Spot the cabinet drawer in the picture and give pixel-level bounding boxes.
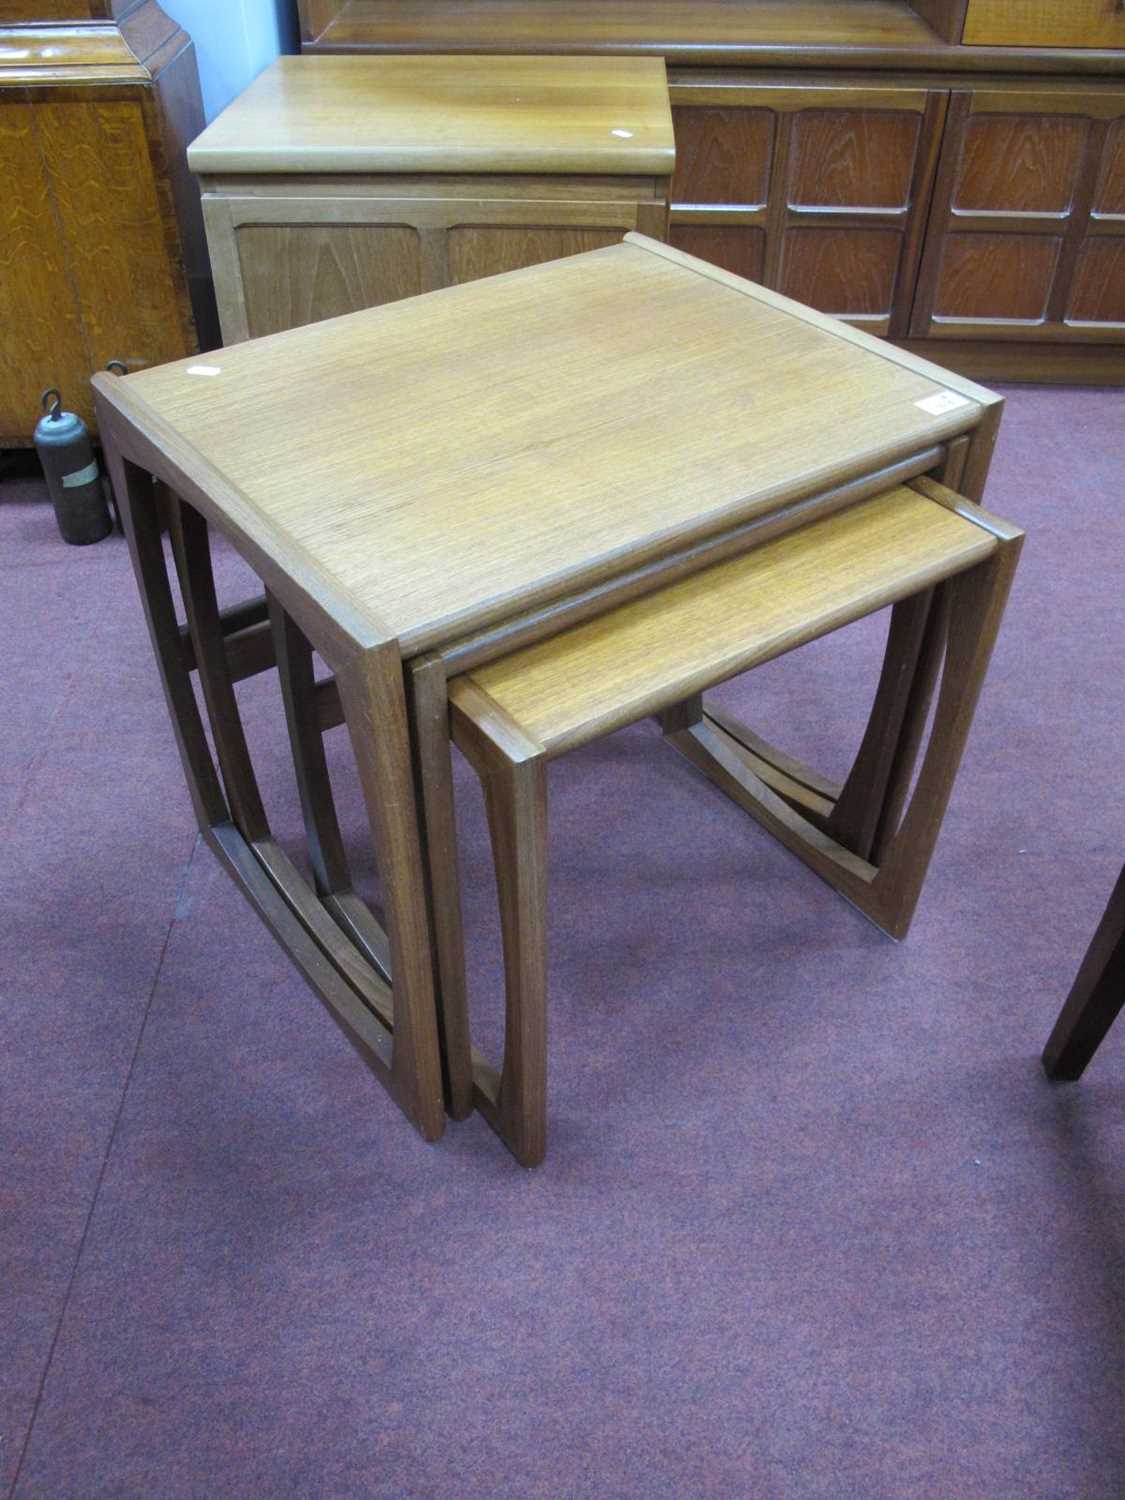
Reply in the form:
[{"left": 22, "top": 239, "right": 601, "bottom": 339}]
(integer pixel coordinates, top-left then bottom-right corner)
[{"left": 963, "top": 0, "right": 1125, "bottom": 48}]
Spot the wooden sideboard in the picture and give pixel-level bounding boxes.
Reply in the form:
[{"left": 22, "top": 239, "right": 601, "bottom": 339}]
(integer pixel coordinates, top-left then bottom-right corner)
[
  {"left": 0, "top": 0, "right": 216, "bottom": 443},
  {"left": 294, "top": 0, "right": 1125, "bottom": 383}
]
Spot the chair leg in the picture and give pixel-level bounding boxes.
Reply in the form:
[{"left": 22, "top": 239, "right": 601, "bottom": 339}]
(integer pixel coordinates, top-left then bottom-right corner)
[
  {"left": 1043, "top": 865, "right": 1125, "bottom": 1080},
  {"left": 476, "top": 756, "right": 550, "bottom": 1167}
]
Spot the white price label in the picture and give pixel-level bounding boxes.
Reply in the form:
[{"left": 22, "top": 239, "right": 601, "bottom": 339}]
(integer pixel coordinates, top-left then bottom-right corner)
[{"left": 915, "top": 390, "right": 970, "bottom": 416}]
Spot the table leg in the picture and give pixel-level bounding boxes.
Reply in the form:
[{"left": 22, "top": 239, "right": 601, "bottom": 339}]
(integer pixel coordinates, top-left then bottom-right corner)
[{"left": 337, "top": 650, "right": 446, "bottom": 1139}]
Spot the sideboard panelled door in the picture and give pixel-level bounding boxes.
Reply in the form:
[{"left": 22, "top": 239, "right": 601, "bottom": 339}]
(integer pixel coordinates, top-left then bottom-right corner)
[
  {"left": 910, "top": 89, "right": 1125, "bottom": 342},
  {"left": 668, "top": 83, "right": 948, "bottom": 337},
  {"left": 202, "top": 189, "right": 667, "bottom": 343}
]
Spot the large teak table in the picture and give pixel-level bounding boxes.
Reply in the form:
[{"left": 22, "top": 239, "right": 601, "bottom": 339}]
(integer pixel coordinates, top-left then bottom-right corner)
[{"left": 93, "top": 234, "right": 1007, "bottom": 1147}]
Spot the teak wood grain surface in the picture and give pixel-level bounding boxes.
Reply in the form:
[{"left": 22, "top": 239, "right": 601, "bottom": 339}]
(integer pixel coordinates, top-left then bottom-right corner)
[
  {"left": 454, "top": 483, "right": 996, "bottom": 756},
  {"left": 187, "top": 54, "right": 675, "bottom": 177},
  {"left": 92, "top": 235, "right": 996, "bottom": 658},
  {"left": 310, "top": 1, "right": 944, "bottom": 56},
  {"left": 298, "top": 0, "right": 1125, "bottom": 74},
  {"left": 963, "top": 0, "right": 1125, "bottom": 50}
]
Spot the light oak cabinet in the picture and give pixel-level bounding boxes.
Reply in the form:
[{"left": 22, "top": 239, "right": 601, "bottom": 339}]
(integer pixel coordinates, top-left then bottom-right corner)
[
  {"left": 911, "top": 87, "right": 1125, "bottom": 342},
  {"left": 667, "top": 81, "right": 946, "bottom": 337},
  {"left": 190, "top": 56, "right": 674, "bottom": 344},
  {"left": 0, "top": 1, "right": 215, "bottom": 441}
]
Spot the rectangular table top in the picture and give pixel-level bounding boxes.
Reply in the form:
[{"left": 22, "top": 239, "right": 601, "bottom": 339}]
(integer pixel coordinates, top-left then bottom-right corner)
[
  {"left": 94, "top": 236, "right": 997, "bottom": 657},
  {"left": 186, "top": 54, "right": 675, "bottom": 178}
]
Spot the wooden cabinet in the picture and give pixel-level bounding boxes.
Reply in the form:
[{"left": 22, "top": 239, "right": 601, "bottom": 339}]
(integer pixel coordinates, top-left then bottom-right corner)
[
  {"left": 189, "top": 55, "right": 673, "bottom": 344},
  {"left": 668, "top": 81, "right": 946, "bottom": 337},
  {"left": 0, "top": 2, "right": 215, "bottom": 442},
  {"left": 911, "top": 88, "right": 1125, "bottom": 342}
]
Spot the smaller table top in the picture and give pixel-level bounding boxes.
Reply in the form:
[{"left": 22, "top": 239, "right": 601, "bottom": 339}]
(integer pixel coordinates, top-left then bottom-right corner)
[
  {"left": 186, "top": 54, "right": 675, "bottom": 177},
  {"left": 456, "top": 484, "right": 998, "bottom": 757},
  {"left": 94, "top": 236, "right": 997, "bottom": 659}
]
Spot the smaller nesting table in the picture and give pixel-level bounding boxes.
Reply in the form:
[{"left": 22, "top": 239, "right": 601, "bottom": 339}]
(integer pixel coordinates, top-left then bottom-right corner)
[{"left": 188, "top": 53, "right": 674, "bottom": 343}]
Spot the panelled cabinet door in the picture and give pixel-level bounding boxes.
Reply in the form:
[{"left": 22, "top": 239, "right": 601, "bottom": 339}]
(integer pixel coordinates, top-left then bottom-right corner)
[
  {"left": 911, "top": 89, "right": 1125, "bottom": 343},
  {"left": 668, "top": 82, "right": 947, "bottom": 337},
  {"left": 204, "top": 191, "right": 664, "bottom": 343}
]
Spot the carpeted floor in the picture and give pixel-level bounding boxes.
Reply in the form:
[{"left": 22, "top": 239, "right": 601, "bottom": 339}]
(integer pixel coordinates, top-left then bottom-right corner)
[{"left": 2, "top": 384, "right": 1123, "bottom": 1499}]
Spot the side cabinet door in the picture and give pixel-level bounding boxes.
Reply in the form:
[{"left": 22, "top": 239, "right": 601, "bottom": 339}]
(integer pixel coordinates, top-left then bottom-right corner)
[
  {"left": 911, "top": 88, "right": 1125, "bottom": 342},
  {"left": 205, "top": 192, "right": 664, "bottom": 344},
  {"left": 668, "top": 82, "right": 947, "bottom": 338}
]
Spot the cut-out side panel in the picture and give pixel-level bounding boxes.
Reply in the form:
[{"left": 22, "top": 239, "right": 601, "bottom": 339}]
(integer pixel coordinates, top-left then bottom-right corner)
[
  {"left": 1094, "top": 120, "right": 1125, "bottom": 216},
  {"left": 934, "top": 233, "right": 1062, "bottom": 322},
  {"left": 780, "top": 228, "right": 901, "bottom": 325},
  {"left": 1067, "top": 239, "right": 1125, "bottom": 325},
  {"left": 235, "top": 224, "right": 422, "bottom": 337},
  {"left": 671, "top": 107, "right": 772, "bottom": 206},
  {"left": 668, "top": 224, "right": 766, "bottom": 283},
  {"left": 953, "top": 114, "right": 1088, "bottom": 214},
  {"left": 447, "top": 226, "right": 622, "bottom": 283},
  {"left": 788, "top": 110, "right": 920, "bottom": 210}
]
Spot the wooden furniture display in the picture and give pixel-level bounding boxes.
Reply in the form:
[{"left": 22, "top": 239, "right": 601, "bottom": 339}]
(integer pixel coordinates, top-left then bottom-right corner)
[
  {"left": 443, "top": 479, "right": 1021, "bottom": 1163},
  {"left": 0, "top": 0, "right": 216, "bottom": 443},
  {"left": 301, "top": 0, "right": 1125, "bottom": 384},
  {"left": 187, "top": 55, "right": 674, "bottom": 344},
  {"left": 1042, "top": 864, "right": 1125, "bottom": 1080},
  {"left": 92, "top": 233, "right": 1008, "bottom": 1156}
]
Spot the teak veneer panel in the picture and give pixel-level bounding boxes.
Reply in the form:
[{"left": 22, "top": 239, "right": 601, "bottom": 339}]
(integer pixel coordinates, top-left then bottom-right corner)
[
  {"left": 99, "top": 236, "right": 994, "bottom": 655},
  {"left": 912, "top": 85, "right": 1125, "bottom": 343},
  {"left": 451, "top": 484, "right": 997, "bottom": 755},
  {"left": 963, "top": 0, "right": 1125, "bottom": 49},
  {"left": 315, "top": 1, "right": 943, "bottom": 55},
  {"left": 236, "top": 223, "right": 422, "bottom": 338},
  {"left": 668, "top": 81, "right": 944, "bottom": 338},
  {"left": 186, "top": 54, "right": 675, "bottom": 177}
]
